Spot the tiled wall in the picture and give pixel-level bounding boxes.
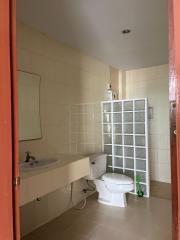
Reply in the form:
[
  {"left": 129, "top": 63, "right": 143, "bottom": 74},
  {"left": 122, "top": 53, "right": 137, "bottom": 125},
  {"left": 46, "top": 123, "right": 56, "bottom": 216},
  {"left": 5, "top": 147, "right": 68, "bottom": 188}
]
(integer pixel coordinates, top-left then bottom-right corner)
[
  {"left": 17, "top": 21, "right": 113, "bottom": 236},
  {"left": 124, "top": 65, "right": 171, "bottom": 183},
  {"left": 70, "top": 103, "right": 102, "bottom": 154},
  {"left": 17, "top": 21, "right": 110, "bottom": 161}
]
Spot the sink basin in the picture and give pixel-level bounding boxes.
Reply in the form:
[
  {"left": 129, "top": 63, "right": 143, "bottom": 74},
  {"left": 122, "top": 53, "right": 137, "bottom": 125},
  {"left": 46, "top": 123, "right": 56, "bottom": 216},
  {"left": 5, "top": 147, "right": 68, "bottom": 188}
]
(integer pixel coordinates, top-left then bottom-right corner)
[{"left": 20, "top": 158, "right": 58, "bottom": 171}]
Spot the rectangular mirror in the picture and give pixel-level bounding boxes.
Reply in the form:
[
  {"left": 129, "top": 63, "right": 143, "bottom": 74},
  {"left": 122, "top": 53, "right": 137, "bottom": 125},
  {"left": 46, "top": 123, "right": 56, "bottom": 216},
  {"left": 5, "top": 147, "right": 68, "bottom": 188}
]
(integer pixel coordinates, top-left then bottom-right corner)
[{"left": 18, "top": 70, "right": 42, "bottom": 141}]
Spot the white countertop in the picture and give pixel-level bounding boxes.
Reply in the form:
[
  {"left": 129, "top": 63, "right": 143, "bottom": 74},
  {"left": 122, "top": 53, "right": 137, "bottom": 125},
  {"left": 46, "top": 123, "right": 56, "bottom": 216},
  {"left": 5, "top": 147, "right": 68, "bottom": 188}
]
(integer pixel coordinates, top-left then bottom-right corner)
[
  {"left": 20, "top": 154, "right": 90, "bottom": 206},
  {"left": 20, "top": 154, "right": 87, "bottom": 179}
]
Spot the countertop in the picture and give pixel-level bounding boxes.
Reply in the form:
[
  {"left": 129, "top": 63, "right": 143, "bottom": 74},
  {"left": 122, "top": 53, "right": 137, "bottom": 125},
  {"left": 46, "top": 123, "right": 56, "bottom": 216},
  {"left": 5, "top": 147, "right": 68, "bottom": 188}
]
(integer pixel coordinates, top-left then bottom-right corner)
[{"left": 20, "top": 154, "right": 88, "bottom": 179}]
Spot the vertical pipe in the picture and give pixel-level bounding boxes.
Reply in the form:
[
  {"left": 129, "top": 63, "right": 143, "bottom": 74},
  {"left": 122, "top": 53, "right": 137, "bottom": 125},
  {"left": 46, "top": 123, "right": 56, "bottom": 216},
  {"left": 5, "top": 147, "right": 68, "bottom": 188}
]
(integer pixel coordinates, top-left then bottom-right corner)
[
  {"left": 145, "top": 98, "right": 149, "bottom": 197},
  {"left": 133, "top": 100, "right": 136, "bottom": 195},
  {"left": 122, "top": 100, "right": 125, "bottom": 174},
  {"left": 111, "top": 101, "right": 115, "bottom": 172}
]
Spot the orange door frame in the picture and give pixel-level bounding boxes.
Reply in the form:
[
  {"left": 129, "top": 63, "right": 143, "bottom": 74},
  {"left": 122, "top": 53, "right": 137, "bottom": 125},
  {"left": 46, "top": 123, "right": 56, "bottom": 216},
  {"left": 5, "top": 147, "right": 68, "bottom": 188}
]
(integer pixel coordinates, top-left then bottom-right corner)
[
  {"left": 169, "top": 0, "right": 180, "bottom": 239},
  {"left": 0, "top": 0, "right": 20, "bottom": 240},
  {"left": 0, "top": 0, "right": 180, "bottom": 239}
]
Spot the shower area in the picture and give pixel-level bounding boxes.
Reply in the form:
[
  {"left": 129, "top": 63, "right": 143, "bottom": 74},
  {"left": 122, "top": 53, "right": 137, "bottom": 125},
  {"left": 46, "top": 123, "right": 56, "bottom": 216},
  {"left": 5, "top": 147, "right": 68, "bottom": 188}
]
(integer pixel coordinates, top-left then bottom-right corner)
[{"left": 102, "top": 98, "right": 149, "bottom": 197}]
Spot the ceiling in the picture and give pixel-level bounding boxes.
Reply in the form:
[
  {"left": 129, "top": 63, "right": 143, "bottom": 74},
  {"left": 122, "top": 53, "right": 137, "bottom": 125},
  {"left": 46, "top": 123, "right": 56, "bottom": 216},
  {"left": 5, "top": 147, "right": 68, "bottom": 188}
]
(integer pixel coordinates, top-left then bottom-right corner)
[{"left": 17, "top": 0, "right": 168, "bottom": 70}]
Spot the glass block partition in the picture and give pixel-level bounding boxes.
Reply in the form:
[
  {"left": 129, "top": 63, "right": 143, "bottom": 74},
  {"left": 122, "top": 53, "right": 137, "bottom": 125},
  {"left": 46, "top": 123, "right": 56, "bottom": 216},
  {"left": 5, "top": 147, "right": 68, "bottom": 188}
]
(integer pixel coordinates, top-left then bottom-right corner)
[{"left": 102, "top": 99, "right": 149, "bottom": 197}]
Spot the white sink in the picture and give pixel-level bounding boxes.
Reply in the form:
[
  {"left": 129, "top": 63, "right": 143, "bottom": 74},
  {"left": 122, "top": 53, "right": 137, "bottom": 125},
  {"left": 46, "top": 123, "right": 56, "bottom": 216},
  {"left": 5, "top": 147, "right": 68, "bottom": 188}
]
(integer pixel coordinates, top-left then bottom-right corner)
[{"left": 20, "top": 158, "right": 58, "bottom": 171}]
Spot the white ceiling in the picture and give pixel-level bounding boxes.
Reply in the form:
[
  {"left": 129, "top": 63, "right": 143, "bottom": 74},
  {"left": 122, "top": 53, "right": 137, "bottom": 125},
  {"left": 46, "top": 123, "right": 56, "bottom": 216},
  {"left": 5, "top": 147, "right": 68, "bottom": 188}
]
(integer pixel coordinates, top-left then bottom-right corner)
[{"left": 17, "top": 0, "right": 168, "bottom": 70}]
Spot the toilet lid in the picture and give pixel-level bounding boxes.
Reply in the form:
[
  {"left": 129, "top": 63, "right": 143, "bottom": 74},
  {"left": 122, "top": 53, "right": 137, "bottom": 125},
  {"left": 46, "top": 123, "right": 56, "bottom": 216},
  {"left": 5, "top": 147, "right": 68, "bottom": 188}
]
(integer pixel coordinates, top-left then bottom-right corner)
[{"left": 102, "top": 173, "right": 133, "bottom": 185}]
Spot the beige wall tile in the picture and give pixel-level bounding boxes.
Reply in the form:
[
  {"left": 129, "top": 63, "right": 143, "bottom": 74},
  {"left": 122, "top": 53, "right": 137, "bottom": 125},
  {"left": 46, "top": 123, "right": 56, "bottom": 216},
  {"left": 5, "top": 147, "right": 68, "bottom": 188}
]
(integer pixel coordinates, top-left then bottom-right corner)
[
  {"left": 17, "top": 22, "right": 113, "bottom": 236},
  {"left": 17, "top": 49, "right": 32, "bottom": 72},
  {"left": 124, "top": 65, "right": 170, "bottom": 183}
]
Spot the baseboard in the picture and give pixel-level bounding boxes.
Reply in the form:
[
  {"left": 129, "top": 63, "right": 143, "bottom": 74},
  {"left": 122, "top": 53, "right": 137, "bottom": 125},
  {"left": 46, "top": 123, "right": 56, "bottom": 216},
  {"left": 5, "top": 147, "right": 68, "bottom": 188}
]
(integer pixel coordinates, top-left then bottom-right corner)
[{"left": 150, "top": 180, "right": 171, "bottom": 200}]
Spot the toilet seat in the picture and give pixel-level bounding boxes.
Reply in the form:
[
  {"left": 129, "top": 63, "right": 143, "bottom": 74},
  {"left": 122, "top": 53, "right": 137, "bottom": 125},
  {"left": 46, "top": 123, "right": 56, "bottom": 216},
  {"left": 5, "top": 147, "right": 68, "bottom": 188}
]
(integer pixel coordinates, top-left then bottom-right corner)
[
  {"left": 101, "top": 173, "right": 134, "bottom": 194},
  {"left": 94, "top": 173, "right": 134, "bottom": 207},
  {"left": 102, "top": 173, "right": 133, "bottom": 185}
]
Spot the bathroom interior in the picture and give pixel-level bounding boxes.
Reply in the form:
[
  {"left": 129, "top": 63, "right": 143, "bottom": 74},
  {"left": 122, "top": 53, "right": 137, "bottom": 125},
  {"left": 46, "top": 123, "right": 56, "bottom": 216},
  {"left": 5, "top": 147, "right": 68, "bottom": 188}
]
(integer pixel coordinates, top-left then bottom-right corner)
[{"left": 17, "top": 0, "right": 171, "bottom": 240}]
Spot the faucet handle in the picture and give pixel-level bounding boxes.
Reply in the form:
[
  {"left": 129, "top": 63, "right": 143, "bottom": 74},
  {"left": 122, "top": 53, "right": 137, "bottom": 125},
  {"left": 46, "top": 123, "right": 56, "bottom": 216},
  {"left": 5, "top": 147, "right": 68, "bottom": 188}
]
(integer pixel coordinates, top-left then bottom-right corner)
[
  {"left": 25, "top": 151, "right": 31, "bottom": 155},
  {"left": 25, "top": 151, "right": 31, "bottom": 160},
  {"left": 25, "top": 151, "right": 31, "bottom": 162}
]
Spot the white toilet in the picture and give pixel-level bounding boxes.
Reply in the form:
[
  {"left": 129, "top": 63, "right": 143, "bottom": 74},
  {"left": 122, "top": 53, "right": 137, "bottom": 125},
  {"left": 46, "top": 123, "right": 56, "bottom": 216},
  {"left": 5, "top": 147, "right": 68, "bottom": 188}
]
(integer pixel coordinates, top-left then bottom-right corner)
[{"left": 85, "top": 154, "right": 134, "bottom": 207}]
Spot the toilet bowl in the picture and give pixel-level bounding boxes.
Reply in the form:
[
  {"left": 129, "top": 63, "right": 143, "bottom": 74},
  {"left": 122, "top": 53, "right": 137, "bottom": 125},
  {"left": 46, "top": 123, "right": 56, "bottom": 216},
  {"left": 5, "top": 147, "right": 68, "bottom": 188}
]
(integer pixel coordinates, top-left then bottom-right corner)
[
  {"left": 85, "top": 154, "right": 134, "bottom": 208},
  {"left": 94, "top": 173, "right": 134, "bottom": 207}
]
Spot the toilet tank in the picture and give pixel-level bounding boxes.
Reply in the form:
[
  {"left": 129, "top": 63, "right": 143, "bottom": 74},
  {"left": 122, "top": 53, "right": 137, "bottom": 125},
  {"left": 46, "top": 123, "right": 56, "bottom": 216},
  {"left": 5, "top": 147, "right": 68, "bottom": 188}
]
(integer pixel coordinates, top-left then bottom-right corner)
[{"left": 85, "top": 153, "right": 107, "bottom": 180}]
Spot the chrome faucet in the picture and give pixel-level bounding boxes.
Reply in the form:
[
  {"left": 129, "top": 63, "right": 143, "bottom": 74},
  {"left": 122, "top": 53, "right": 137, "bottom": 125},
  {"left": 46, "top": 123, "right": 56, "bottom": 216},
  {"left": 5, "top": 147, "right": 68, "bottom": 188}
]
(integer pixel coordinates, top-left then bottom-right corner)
[{"left": 25, "top": 151, "right": 36, "bottom": 163}]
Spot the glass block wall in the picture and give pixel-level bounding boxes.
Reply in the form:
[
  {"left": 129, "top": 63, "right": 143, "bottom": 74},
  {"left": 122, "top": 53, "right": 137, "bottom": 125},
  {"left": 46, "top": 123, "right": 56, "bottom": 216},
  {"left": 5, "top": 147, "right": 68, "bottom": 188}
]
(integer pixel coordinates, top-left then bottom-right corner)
[{"left": 102, "top": 99, "right": 149, "bottom": 197}]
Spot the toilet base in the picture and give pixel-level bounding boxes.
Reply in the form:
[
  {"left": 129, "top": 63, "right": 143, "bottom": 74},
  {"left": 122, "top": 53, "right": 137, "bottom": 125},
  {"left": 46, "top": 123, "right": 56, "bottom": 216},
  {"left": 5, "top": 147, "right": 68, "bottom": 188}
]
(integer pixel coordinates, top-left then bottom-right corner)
[
  {"left": 98, "top": 192, "right": 127, "bottom": 208},
  {"left": 94, "top": 179, "right": 132, "bottom": 208}
]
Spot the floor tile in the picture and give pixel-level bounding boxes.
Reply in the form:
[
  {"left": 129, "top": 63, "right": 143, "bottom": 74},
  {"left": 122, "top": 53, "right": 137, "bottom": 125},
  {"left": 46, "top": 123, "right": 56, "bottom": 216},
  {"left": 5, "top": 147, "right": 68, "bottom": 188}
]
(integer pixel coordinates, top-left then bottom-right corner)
[{"left": 22, "top": 194, "right": 172, "bottom": 240}]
